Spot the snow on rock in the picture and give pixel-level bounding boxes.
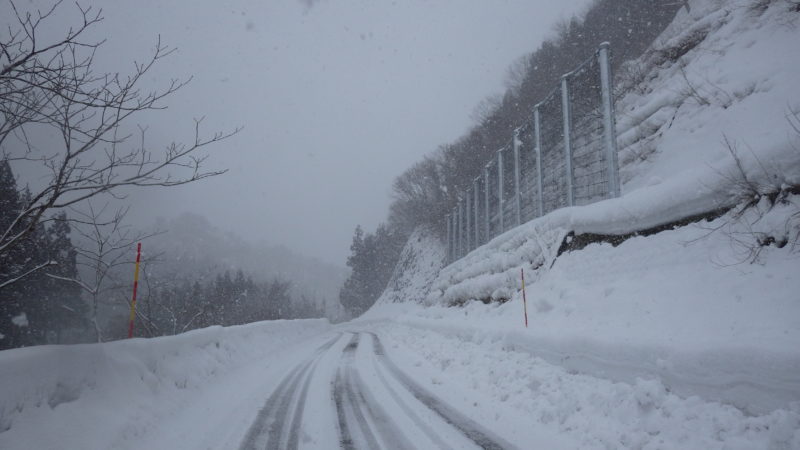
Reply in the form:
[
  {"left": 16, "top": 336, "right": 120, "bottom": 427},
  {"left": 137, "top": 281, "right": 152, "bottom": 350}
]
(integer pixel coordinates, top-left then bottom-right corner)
[
  {"left": 0, "top": 319, "right": 331, "bottom": 450},
  {"left": 365, "top": 226, "right": 446, "bottom": 309},
  {"left": 429, "top": 223, "right": 566, "bottom": 306}
]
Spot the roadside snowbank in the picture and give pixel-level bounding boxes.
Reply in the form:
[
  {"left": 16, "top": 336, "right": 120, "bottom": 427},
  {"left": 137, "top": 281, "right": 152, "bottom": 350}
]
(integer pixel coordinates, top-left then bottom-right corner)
[
  {"left": 0, "top": 319, "right": 331, "bottom": 449},
  {"left": 374, "top": 320, "right": 800, "bottom": 450}
]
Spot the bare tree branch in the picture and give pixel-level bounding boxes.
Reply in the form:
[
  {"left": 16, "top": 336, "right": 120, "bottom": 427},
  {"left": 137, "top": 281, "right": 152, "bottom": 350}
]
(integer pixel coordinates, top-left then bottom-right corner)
[{"left": 0, "top": 1, "right": 237, "bottom": 288}]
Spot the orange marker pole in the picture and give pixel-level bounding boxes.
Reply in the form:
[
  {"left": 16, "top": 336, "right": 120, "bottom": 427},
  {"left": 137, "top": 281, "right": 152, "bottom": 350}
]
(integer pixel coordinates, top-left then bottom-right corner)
[
  {"left": 521, "top": 268, "right": 528, "bottom": 328},
  {"left": 127, "top": 242, "right": 142, "bottom": 339}
]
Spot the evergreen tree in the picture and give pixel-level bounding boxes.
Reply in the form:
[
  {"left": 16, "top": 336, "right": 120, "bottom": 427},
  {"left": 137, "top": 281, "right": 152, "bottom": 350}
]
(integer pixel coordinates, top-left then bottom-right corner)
[
  {"left": 45, "top": 213, "right": 87, "bottom": 342},
  {"left": 0, "top": 163, "right": 87, "bottom": 348},
  {"left": 339, "top": 224, "right": 405, "bottom": 317},
  {"left": 0, "top": 160, "right": 23, "bottom": 349}
]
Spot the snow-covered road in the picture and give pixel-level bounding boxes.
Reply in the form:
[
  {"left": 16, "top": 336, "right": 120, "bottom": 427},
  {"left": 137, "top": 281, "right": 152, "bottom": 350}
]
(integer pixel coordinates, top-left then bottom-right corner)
[{"left": 238, "top": 330, "right": 517, "bottom": 450}]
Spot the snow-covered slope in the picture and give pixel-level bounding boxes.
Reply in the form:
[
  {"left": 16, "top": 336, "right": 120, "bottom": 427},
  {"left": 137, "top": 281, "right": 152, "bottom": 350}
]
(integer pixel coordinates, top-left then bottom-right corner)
[
  {"left": 0, "top": 319, "right": 331, "bottom": 450},
  {"left": 372, "top": 226, "right": 446, "bottom": 306},
  {"left": 368, "top": 0, "right": 800, "bottom": 418},
  {"left": 429, "top": 0, "right": 800, "bottom": 306}
]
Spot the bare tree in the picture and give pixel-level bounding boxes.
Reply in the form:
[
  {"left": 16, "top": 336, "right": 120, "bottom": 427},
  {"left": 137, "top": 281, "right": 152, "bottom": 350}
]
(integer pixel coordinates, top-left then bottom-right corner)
[
  {"left": 46, "top": 202, "right": 159, "bottom": 341},
  {"left": 469, "top": 94, "right": 502, "bottom": 127},
  {"left": 0, "top": 1, "right": 238, "bottom": 287},
  {"left": 503, "top": 54, "right": 531, "bottom": 97}
]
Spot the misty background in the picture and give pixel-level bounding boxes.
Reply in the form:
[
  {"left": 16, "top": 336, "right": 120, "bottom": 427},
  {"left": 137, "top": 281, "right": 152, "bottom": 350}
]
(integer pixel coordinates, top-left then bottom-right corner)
[
  {"left": 69, "top": 0, "right": 595, "bottom": 266},
  {"left": 4, "top": 0, "right": 663, "bottom": 345}
]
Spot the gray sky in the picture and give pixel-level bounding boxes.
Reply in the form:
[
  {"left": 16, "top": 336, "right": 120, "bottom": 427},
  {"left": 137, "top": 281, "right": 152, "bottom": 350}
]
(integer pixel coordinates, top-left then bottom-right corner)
[{"left": 22, "top": 0, "right": 594, "bottom": 266}]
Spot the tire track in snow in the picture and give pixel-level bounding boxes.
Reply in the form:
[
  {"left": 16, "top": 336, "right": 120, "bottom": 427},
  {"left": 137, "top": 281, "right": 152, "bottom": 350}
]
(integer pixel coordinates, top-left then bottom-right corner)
[
  {"left": 367, "top": 332, "right": 515, "bottom": 450},
  {"left": 239, "top": 333, "right": 342, "bottom": 450},
  {"left": 366, "top": 338, "right": 455, "bottom": 450},
  {"left": 242, "top": 330, "right": 514, "bottom": 450},
  {"left": 333, "top": 333, "right": 365, "bottom": 450},
  {"left": 334, "top": 332, "right": 414, "bottom": 450}
]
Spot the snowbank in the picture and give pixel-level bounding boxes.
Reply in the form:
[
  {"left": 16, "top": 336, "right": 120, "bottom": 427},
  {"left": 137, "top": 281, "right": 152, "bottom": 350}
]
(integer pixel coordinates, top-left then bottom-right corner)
[
  {"left": 0, "top": 319, "right": 331, "bottom": 449},
  {"left": 377, "top": 320, "right": 800, "bottom": 450}
]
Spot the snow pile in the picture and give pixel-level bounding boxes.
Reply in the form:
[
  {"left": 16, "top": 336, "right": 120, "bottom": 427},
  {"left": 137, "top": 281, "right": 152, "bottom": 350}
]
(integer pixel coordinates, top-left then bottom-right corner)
[
  {"left": 378, "top": 321, "right": 800, "bottom": 450},
  {"left": 372, "top": 226, "right": 446, "bottom": 305},
  {"left": 0, "top": 319, "right": 330, "bottom": 449}
]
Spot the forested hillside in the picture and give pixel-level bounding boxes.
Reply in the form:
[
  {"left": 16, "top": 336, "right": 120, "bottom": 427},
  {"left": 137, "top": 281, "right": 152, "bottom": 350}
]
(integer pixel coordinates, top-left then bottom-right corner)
[
  {"left": 0, "top": 161, "right": 85, "bottom": 349},
  {"left": 1, "top": 159, "right": 346, "bottom": 347}
]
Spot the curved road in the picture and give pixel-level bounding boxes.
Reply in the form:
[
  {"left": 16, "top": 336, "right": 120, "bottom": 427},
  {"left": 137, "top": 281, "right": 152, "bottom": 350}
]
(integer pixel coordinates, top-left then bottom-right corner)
[{"left": 239, "top": 331, "right": 515, "bottom": 450}]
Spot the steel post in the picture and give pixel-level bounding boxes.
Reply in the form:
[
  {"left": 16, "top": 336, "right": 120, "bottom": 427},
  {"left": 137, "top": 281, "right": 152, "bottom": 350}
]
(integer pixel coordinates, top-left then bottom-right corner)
[
  {"left": 561, "top": 74, "right": 575, "bottom": 207},
  {"left": 534, "top": 106, "right": 544, "bottom": 217},
  {"left": 484, "top": 166, "right": 491, "bottom": 241},
  {"left": 513, "top": 129, "right": 522, "bottom": 226},
  {"left": 497, "top": 150, "right": 505, "bottom": 233},
  {"left": 599, "top": 42, "right": 621, "bottom": 198}
]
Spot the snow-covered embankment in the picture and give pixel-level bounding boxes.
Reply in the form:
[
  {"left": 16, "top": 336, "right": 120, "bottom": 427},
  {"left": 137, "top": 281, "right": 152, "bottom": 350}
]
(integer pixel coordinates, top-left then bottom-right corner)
[{"left": 0, "top": 319, "right": 331, "bottom": 449}]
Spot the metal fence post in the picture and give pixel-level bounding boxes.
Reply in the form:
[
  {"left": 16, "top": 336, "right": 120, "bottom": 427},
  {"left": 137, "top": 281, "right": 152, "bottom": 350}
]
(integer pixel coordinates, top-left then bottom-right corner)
[
  {"left": 561, "top": 74, "right": 575, "bottom": 207},
  {"left": 484, "top": 165, "right": 490, "bottom": 241},
  {"left": 534, "top": 105, "right": 544, "bottom": 218},
  {"left": 458, "top": 198, "right": 467, "bottom": 258},
  {"left": 454, "top": 207, "right": 459, "bottom": 260},
  {"left": 450, "top": 210, "right": 455, "bottom": 261},
  {"left": 473, "top": 179, "right": 480, "bottom": 246},
  {"left": 445, "top": 213, "right": 451, "bottom": 262},
  {"left": 599, "top": 42, "right": 621, "bottom": 198},
  {"left": 497, "top": 150, "right": 505, "bottom": 233},
  {"left": 464, "top": 189, "right": 472, "bottom": 254},
  {"left": 454, "top": 202, "right": 460, "bottom": 259},
  {"left": 454, "top": 206, "right": 459, "bottom": 259},
  {"left": 513, "top": 129, "right": 522, "bottom": 226},
  {"left": 450, "top": 207, "right": 454, "bottom": 260}
]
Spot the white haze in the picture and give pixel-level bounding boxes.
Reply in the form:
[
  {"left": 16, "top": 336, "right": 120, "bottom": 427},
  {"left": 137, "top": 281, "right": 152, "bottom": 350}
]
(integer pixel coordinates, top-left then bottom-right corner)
[{"left": 12, "top": 0, "right": 594, "bottom": 266}]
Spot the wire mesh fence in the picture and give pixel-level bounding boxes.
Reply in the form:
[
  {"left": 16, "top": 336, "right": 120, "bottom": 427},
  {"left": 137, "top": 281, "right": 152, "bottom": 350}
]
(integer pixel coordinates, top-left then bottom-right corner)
[{"left": 445, "top": 43, "right": 620, "bottom": 263}]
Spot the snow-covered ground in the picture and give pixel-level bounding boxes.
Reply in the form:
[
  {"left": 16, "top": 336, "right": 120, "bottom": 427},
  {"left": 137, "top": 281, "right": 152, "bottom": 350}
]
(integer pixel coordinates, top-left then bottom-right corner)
[
  {"left": 1, "top": 0, "right": 799, "bottom": 449},
  {"left": 0, "top": 320, "right": 332, "bottom": 449},
  {"left": 1, "top": 310, "right": 798, "bottom": 449},
  {"left": 414, "top": 0, "right": 800, "bottom": 414},
  {"left": 361, "top": 205, "right": 800, "bottom": 448},
  {"left": 410, "top": 194, "right": 800, "bottom": 413}
]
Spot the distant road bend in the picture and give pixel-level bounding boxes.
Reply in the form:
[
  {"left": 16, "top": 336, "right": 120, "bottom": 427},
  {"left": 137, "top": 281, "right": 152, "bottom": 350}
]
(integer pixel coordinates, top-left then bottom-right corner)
[{"left": 239, "top": 331, "right": 514, "bottom": 450}]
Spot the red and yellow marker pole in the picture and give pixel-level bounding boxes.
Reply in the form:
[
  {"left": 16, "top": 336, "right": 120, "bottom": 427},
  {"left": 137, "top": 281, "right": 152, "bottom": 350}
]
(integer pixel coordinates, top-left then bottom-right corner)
[
  {"left": 127, "top": 242, "right": 142, "bottom": 339},
  {"left": 521, "top": 268, "right": 529, "bottom": 328}
]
